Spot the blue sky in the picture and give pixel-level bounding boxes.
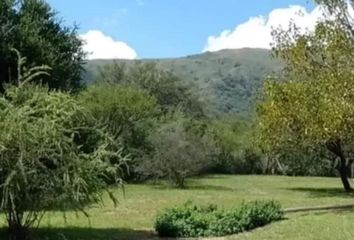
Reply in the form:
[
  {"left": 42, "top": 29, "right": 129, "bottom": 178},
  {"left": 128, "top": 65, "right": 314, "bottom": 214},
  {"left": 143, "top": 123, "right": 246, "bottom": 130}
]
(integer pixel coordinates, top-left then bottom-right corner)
[{"left": 47, "top": 0, "right": 316, "bottom": 59}]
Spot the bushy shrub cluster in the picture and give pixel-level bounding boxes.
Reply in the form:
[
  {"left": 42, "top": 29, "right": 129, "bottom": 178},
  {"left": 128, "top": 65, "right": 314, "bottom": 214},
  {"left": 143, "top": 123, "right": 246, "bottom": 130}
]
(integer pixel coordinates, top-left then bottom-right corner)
[
  {"left": 0, "top": 51, "right": 128, "bottom": 240},
  {"left": 155, "top": 200, "right": 283, "bottom": 238}
]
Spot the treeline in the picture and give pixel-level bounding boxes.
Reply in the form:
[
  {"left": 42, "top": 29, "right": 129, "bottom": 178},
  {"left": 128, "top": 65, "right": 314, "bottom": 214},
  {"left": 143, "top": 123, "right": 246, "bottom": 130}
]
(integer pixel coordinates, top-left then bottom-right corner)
[
  {"left": 0, "top": 1, "right": 268, "bottom": 193},
  {"left": 86, "top": 49, "right": 282, "bottom": 117},
  {"left": 81, "top": 61, "right": 265, "bottom": 186},
  {"left": 82, "top": 61, "right": 337, "bottom": 183}
]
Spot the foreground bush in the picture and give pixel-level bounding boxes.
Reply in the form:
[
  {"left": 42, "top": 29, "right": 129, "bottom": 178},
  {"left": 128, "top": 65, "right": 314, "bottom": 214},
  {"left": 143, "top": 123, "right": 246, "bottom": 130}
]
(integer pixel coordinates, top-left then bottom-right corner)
[
  {"left": 155, "top": 200, "right": 283, "bottom": 238},
  {"left": 0, "top": 53, "right": 127, "bottom": 240}
]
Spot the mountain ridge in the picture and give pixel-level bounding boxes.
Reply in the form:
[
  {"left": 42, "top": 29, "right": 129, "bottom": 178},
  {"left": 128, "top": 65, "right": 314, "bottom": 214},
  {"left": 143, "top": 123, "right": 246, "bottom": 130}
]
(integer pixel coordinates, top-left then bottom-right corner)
[{"left": 84, "top": 48, "right": 282, "bottom": 116}]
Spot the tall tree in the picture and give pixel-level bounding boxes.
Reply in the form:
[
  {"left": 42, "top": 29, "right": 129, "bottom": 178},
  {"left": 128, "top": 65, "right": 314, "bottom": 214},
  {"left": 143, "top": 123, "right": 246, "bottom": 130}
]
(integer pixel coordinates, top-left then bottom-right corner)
[
  {"left": 79, "top": 84, "right": 160, "bottom": 180},
  {"left": 0, "top": 0, "right": 85, "bottom": 91},
  {"left": 259, "top": 0, "right": 354, "bottom": 192}
]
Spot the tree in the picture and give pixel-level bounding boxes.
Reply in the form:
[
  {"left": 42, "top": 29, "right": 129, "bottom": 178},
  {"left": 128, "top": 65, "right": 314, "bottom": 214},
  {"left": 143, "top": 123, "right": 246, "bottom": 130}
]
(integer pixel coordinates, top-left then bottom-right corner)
[
  {"left": 140, "top": 114, "right": 214, "bottom": 188},
  {"left": 0, "top": 0, "right": 85, "bottom": 91},
  {"left": 79, "top": 84, "right": 159, "bottom": 140},
  {"left": 258, "top": 0, "right": 354, "bottom": 192},
  {"left": 96, "top": 61, "right": 205, "bottom": 118},
  {"left": 78, "top": 84, "right": 160, "bottom": 179},
  {"left": 210, "top": 116, "right": 260, "bottom": 174},
  {"left": 0, "top": 53, "right": 126, "bottom": 239}
]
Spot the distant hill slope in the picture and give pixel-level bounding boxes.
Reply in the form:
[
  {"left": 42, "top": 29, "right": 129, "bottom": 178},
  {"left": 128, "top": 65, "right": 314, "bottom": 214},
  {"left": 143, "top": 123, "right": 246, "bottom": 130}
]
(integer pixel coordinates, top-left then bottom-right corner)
[{"left": 84, "top": 48, "right": 282, "bottom": 116}]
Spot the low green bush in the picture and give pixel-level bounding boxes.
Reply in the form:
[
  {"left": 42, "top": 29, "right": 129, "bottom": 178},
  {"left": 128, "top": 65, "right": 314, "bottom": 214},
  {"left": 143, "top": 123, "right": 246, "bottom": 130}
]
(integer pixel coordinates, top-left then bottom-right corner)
[{"left": 154, "top": 200, "right": 283, "bottom": 238}]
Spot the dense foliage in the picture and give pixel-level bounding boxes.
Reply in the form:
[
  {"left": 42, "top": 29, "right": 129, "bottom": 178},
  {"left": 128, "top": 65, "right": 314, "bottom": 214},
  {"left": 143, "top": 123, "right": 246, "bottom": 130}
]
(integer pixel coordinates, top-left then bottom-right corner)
[
  {"left": 155, "top": 201, "right": 283, "bottom": 238},
  {"left": 139, "top": 115, "right": 215, "bottom": 187},
  {"left": 0, "top": 53, "right": 126, "bottom": 240},
  {"left": 84, "top": 61, "right": 222, "bottom": 185},
  {"left": 94, "top": 61, "right": 205, "bottom": 118},
  {"left": 0, "top": 0, "right": 85, "bottom": 91},
  {"left": 78, "top": 85, "right": 159, "bottom": 150},
  {"left": 210, "top": 117, "right": 263, "bottom": 174},
  {"left": 78, "top": 85, "right": 159, "bottom": 180},
  {"left": 86, "top": 58, "right": 271, "bottom": 182}
]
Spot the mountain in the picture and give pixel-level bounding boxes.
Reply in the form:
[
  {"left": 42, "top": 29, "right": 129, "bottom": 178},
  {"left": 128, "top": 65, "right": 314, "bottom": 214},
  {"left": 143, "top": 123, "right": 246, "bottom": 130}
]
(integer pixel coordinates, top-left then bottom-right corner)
[{"left": 84, "top": 48, "right": 282, "bottom": 116}]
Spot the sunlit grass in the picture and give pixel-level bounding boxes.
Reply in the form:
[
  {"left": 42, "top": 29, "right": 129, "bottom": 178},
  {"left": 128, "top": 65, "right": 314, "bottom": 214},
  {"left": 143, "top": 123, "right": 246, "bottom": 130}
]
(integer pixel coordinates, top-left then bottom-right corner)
[{"left": 1, "top": 175, "right": 354, "bottom": 239}]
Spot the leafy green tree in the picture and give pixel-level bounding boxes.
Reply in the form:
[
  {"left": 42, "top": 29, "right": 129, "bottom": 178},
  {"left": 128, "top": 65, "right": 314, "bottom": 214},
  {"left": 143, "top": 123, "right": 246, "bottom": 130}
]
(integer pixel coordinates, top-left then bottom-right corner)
[
  {"left": 212, "top": 117, "right": 250, "bottom": 159},
  {"left": 96, "top": 61, "right": 205, "bottom": 118},
  {"left": 259, "top": 0, "right": 354, "bottom": 192},
  {"left": 140, "top": 113, "right": 215, "bottom": 188},
  {"left": 79, "top": 84, "right": 160, "bottom": 179},
  {"left": 0, "top": 0, "right": 85, "bottom": 91},
  {"left": 210, "top": 117, "right": 263, "bottom": 174},
  {"left": 0, "top": 53, "right": 126, "bottom": 239}
]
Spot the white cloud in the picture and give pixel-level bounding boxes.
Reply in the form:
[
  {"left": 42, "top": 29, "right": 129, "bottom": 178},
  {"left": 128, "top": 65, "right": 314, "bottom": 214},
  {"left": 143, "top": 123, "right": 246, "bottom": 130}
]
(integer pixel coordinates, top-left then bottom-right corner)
[
  {"left": 203, "top": 5, "right": 325, "bottom": 52},
  {"left": 80, "top": 30, "right": 138, "bottom": 60}
]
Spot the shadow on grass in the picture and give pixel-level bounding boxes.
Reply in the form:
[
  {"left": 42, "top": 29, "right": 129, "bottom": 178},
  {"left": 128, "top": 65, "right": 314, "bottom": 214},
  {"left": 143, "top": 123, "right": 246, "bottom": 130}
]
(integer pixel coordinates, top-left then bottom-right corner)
[
  {"left": 286, "top": 187, "right": 354, "bottom": 198},
  {"left": 196, "top": 175, "right": 231, "bottom": 180},
  {"left": 0, "top": 227, "right": 159, "bottom": 240},
  {"left": 293, "top": 206, "right": 354, "bottom": 218},
  {"left": 151, "top": 183, "right": 234, "bottom": 192}
]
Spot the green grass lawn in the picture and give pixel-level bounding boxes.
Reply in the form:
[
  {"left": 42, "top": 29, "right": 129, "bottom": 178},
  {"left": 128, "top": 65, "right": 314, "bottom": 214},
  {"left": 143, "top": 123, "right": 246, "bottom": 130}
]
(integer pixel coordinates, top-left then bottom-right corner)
[{"left": 2, "top": 175, "right": 354, "bottom": 240}]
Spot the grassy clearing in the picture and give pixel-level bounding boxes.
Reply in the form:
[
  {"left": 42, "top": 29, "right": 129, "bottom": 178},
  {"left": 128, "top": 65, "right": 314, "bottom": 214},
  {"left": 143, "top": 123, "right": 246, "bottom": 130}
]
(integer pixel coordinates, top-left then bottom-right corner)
[
  {"left": 1, "top": 175, "right": 354, "bottom": 239},
  {"left": 227, "top": 211, "right": 354, "bottom": 240}
]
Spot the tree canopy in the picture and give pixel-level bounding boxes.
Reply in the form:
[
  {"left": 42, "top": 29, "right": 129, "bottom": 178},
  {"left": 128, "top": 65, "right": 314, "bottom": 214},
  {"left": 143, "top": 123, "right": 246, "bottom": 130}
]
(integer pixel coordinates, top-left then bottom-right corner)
[
  {"left": 79, "top": 84, "right": 159, "bottom": 180},
  {"left": 0, "top": 0, "right": 85, "bottom": 91},
  {"left": 259, "top": 0, "right": 354, "bottom": 191}
]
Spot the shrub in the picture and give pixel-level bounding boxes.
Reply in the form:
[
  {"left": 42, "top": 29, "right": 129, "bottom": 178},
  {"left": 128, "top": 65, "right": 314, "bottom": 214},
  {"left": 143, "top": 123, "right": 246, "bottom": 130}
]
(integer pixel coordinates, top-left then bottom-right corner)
[
  {"left": 155, "top": 200, "right": 283, "bottom": 238},
  {"left": 154, "top": 202, "right": 217, "bottom": 237},
  {"left": 0, "top": 52, "right": 127, "bottom": 240}
]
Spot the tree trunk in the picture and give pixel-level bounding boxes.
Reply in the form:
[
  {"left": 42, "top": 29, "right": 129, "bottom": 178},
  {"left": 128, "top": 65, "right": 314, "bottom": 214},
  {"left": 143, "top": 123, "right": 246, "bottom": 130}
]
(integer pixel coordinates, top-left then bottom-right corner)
[
  {"left": 6, "top": 209, "right": 29, "bottom": 240},
  {"left": 339, "top": 170, "right": 352, "bottom": 192},
  {"left": 339, "top": 159, "right": 352, "bottom": 192},
  {"left": 326, "top": 139, "right": 352, "bottom": 192},
  {"left": 8, "top": 222, "right": 28, "bottom": 240}
]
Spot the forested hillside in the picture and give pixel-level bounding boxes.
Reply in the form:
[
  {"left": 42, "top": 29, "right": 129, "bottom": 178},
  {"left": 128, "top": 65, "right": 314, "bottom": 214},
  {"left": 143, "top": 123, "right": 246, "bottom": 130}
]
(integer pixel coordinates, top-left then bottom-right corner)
[{"left": 85, "top": 48, "right": 282, "bottom": 116}]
